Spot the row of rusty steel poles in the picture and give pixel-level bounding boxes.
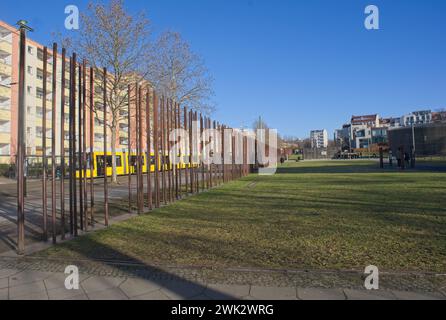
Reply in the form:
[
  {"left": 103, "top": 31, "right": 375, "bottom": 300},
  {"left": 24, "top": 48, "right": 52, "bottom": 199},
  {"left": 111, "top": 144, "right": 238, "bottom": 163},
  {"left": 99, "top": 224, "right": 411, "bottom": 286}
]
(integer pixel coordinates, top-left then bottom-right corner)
[{"left": 16, "top": 38, "right": 252, "bottom": 253}]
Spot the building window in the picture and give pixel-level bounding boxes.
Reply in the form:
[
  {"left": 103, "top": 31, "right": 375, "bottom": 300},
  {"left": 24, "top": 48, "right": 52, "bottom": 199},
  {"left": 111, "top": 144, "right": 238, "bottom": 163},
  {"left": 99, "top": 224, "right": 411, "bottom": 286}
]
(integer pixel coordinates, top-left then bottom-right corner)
[
  {"left": 120, "top": 137, "right": 129, "bottom": 145},
  {"left": 27, "top": 46, "right": 33, "bottom": 55},
  {"left": 37, "top": 68, "right": 44, "bottom": 80},
  {"left": 36, "top": 87, "right": 44, "bottom": 99},
  {"left": 37, "top": 48, "right": 44, "bottom": 61},
  {"left": 0, "top": 144, "right": 10, "bottom": 156}
]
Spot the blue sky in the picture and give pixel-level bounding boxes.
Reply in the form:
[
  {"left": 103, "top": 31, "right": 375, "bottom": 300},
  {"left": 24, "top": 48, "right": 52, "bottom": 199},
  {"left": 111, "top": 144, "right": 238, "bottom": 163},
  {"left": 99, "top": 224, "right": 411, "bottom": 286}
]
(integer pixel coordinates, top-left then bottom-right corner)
[{"left": 2, "top": 0, "right": 446, "bottom": 138}]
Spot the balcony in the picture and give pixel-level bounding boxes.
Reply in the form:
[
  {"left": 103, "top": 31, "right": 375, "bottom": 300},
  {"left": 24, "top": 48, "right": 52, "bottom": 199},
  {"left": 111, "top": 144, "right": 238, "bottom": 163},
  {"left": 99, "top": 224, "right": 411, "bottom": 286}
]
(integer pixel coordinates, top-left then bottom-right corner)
[
  {"left": 0, "top": 61, "right": 11, "bottom": 77},
  {"left": 0, "top": 109, "right": 10, "bottom": 121},
  {"left": 0, "top": 132, "right": 9, "bottom": 144},
  {"left": 0, "top": 40, "right": 12, "bottom": 55},
  {"left": 0, "top": 85, "right": 10, "bottom": 102}
]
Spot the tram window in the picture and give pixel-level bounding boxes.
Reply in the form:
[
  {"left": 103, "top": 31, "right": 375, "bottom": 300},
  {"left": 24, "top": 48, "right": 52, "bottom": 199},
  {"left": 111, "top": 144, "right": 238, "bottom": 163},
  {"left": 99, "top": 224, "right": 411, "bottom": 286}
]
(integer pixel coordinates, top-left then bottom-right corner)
[
  {"left": 130, "top": 155, "right": 144, "bottom": 166},
  {"left": 150, "top": 156, "right": 155, "bottom": 165},
  {"left": 97, "top": 155, "right": 122, "bottom": 167},
  {"left": 86, "top": 153, "right": 94, "bottom": 169}
]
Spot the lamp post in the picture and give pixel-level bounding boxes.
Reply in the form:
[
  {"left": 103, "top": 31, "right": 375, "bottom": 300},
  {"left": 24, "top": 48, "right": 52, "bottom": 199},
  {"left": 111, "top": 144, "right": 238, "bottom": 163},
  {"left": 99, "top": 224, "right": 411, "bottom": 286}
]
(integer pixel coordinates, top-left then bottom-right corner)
[{"left": 16, "top": 20, "right": 33, "bottom": 254}]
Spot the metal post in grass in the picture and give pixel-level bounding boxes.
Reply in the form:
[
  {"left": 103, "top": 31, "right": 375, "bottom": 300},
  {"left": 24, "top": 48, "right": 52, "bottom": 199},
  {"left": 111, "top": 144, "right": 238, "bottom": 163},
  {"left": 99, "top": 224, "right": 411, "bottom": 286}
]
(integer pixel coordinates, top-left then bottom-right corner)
[
  {"left": 78, "top": 62, "right": 84, "bottom": 230},
  {"left": 174, "top": 102, "right": 179, "bottom": 200},
  {"left": 189, "top": 110, "right": 193, "bottom": 194},
  {"left": 379, "top": 147, "right": 384, "bottom": 169},
  {"left": 71, "top": 53, "right": 78, "bottom": 236},
  {"left": 161, "top": 97, "right": 167, "bottom": 204},
  {"left": 68, "top": 58, "right": 73, "bottom": 235},
  {"left": 166, "top": 99, "right": 172, "bottom": 202},
  {"left": 138, "top": 86, "right": 144, "bottom": 214},
  {"left": 42, "top": 46, "right": 48, "bottom": 242},
  {"left": 60, "top": 48, "right": 66, "bottom": 239},
  {"left": 51, "top": 43, "right": 58, "bottom": 242},
  {"left": 16, "top": 21, "right": 33, "bottom": 254},
  {"left": 135, "top": 85, "right": 140, "bottom": 213},
  {"left": 146, "top": 89, "right": 152, "bottom": 210},
  {"left": 82, "top": 59, "right": 88, "bottom": 231},
  {"left": 128, "top": 84, "right": 132, "bottom": 213},
  {"left": 135, "top": 83, "right": 140, "bottom": 213},
  {"left": 103, "top": 68, "right": 109, "bottom": 226},
  {"left": 89, "top": 67, "right": 95, "bottom": 226},
  {"left": 184, "top": 107, "right": 189, "bottom": 195},
  {"left": 153, "top": 93, "right": 160, "bottom": 208}
]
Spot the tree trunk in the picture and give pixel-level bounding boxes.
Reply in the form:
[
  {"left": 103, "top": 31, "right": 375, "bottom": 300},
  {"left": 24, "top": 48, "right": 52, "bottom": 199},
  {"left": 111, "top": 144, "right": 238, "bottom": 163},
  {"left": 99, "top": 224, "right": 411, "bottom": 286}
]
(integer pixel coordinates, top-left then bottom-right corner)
[{"left": 111, "top": 128, "right": 118, "bottom": 184}]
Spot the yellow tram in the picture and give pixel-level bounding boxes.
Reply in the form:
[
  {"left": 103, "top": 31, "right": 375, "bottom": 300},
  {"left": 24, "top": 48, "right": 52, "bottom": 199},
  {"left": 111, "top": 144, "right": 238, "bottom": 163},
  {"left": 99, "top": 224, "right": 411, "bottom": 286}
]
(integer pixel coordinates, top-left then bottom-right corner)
[{"left": 76, "top": 152, "right": 196, "bottom": 179}]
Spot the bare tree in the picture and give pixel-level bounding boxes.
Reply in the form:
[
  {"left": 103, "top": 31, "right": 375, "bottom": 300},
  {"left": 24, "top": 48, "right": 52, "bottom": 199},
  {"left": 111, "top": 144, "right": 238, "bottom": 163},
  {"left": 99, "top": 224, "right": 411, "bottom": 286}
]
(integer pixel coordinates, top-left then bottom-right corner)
[
  {"left": 147, "top": 31, "right": 214, "bottom": 114},
  {"left": 69, "top": 0, "right": 151, "bottom": 183}
]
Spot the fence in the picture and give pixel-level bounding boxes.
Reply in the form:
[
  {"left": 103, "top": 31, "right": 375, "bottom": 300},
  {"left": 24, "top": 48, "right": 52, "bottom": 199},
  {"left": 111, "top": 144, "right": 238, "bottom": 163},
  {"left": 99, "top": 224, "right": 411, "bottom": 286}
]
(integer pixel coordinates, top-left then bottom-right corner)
[
  {"left": 388, "top": 123, "right": 446, "bottom": 157},
  {"left": 302, "top": 147, "right": 338, "bottom": 160},
  {"left": 12, "top": 27, "right": 253, "bottom": 254}
]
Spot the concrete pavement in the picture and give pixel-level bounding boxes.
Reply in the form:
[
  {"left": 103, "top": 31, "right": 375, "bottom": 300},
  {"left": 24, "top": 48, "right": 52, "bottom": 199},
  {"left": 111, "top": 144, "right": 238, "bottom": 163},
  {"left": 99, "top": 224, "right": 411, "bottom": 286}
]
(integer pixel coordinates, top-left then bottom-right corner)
[{"left": 1, "top": 268, "right": 445, "bottom": 300}]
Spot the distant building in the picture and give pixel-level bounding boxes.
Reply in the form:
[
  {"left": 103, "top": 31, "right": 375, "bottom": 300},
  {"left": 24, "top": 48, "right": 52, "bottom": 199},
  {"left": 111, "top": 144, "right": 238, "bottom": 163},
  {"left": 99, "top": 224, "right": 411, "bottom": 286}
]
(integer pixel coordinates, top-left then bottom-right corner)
[
  {"left": 350, "top": 114, "right": 380, "bottom": 149},
  {"left": 310, "top": 129, "right": 328, "bottom": 149},
  {"left": 432, "top": 111, "right": 446, "bottom": 123},
  {"left": 335, "top": 124, "right": 351, "bottom": 151},
  {"left": 401, "top": 110, "right": 433, "bottom": 127},
  {"left": 380, "top": 117, "right": 402, "bottom": 128},
  {"left": 371, "top": 127, "right": 388, "bottom": 144}
]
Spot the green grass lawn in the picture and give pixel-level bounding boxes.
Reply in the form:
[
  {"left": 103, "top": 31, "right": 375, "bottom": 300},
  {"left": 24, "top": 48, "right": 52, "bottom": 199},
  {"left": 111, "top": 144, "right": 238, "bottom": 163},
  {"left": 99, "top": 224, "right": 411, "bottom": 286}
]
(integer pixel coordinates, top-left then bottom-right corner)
[{"left": 35, "top": 160, "right": 446, "bottom": 273}]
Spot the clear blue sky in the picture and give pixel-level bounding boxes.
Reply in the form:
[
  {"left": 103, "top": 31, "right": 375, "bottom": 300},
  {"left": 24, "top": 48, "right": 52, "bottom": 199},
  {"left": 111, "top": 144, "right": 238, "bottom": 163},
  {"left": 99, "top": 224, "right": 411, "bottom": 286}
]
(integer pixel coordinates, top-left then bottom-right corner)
[{"left": 2, "top": 0, "right": 446, "bottom": 138}]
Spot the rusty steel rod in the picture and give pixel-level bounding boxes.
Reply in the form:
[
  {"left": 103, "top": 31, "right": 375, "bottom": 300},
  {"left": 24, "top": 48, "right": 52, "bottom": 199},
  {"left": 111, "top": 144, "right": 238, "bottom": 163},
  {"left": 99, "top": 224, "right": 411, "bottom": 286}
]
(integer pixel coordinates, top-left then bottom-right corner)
[
  {"left": 78, "top": 63, "right": 84, "bottom": 231},
  {"left": 146, "top": 89, "right": 152, "bottom": 210},
  {"left": 161, "top": 97, "right": 167, "bottom": 204},
  {"left": 189, "top": 110, "right": 193, "bottom": 194},
  {"left": 71, "top": 53, "right": 78, "bottom": 236},
  {"left": 167, "top": 100, "right": 172, "bottom": 202},
  {"left": 68, "top": 58, "right": 73, "bottom": 235},
  {"left": 128, "top": 84, "right": 132, "bottom": 213},
  {"left": 60, "top": 48, "right": 66, "bottom": 240},
  {"left": 200, "top": 114, "right": 205, "bottom": 191},
  {"left": 89, "top": 67, "right": 94, "bottom": 226},
  {"left": 42, "top": 47, "right": 48, "bottom": 242},
  {"left": 135, "top": 84, "right": 140, "bottom": 212},
  {"left": 195, "top": 112, "right": 199, "bottom": 192},
  {"left": 82, "top": 59, "right": 88, "bottom": 231},
  {"left": 153, "top": 94, "right": 160, "bottom": 208},
  {"left": 138, "top": 85, "right": 144, "bottom": 214},
  {"left": 51, "top": 43, "right": 57, "bottom": 242},
  {"left": 176, "top": 103, "right": 181, "bottom": 199},
  {"left": 103, "top": 68, "right": 109, "bottom": 226},
  {"left": 183, "top": 107, "right": 189, "bottom": 195},
  {"left": 17, "top": 26, "right": 27, "bottom": 254}
]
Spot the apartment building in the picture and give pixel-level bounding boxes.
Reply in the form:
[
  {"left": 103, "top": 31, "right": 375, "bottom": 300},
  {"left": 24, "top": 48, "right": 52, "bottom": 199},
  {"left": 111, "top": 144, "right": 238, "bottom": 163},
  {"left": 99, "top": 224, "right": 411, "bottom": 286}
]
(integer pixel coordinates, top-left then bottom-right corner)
[
  {"left": 349, "top": 114, "right": 380, "bottom": 149},
  {"left": 0, "top": 19, "right": 137, "bottom": 165},
  {"left": 401, "top": 110, "right": 432, "bottom": 127},
  {"left": 310, "top": 129, "right": 328, "bottom": 149}
]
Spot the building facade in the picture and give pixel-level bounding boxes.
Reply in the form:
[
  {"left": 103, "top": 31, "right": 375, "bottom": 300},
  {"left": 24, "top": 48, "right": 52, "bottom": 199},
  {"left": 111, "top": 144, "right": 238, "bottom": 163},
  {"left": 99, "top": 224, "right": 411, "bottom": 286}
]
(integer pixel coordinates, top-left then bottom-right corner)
[
  {"left": 310, "top": 129, "right": 328, "bottom": 149},
  {"left": 0, "top": 19, "right": 144, "bottom": 165},
  {"left": 349, "top": 114, "right": 380, "bottom": 149}
]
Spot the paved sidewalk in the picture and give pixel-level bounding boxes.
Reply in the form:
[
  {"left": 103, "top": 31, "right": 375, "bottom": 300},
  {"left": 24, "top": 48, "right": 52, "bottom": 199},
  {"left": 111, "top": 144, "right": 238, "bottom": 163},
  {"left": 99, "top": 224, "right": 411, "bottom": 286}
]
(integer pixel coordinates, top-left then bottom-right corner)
[{"left": 1, "top": 268, "right": 445, "bottom": 300}]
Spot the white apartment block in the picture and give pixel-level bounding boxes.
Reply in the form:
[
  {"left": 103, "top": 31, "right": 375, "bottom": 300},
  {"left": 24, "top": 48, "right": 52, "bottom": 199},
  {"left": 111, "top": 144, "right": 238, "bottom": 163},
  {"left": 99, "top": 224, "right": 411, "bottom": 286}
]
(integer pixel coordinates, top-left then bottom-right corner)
[{"left": 310, "top": 129, "right": 328, "bottom": 149}]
